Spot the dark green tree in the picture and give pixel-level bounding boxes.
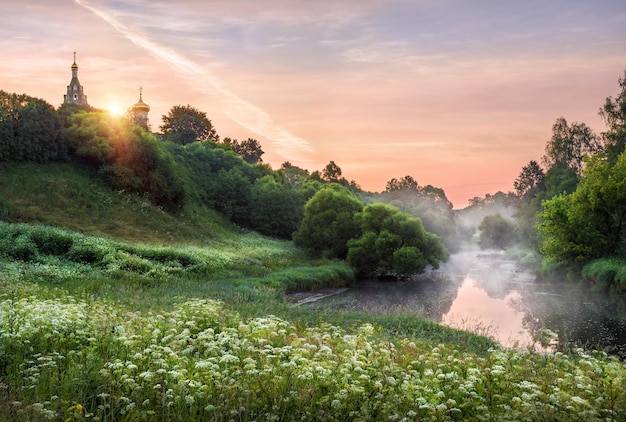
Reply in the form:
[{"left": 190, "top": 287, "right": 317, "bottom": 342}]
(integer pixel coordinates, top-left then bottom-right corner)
[
  {"left": 514, "top": 160, "right": 545, "bottom": 199},
  {"left": 385, "top": 175, "right": 419, "bottom": 193},
  {"left": 542, "top": 117, "right": 602, "bottom": 176},
  {"left": 249, "top": 176, "right": 305, "bottom": 239},
  {"left": 160, "top": 105, "right": 218, "bottom": 145},
  {"left": 599, "top": 69, "right": 626, "bottom": 162},
  {"left": 0, "top": 91, "right": 63, "bottom": 162},
  {"left": 322, "top": 161, "right": 342, "bottom": 183},
  {"left": 292, "top": 184, "right": 363, "bottom": 258},
  {"left": 211, "top": 167, "right": 253, "bottom": 225},
  {"left": 230, "top": 137, "right": 264, "bottom": 164},
  {"left": 347, "top": 203, "right": 449, "bottom": 278}
]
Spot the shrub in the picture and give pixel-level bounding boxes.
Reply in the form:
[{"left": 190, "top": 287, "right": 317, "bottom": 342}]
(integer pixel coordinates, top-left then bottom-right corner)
[
  {"left": 28, "top": 226, "right": 74, "bottom": 256},
  {"left": 582, "top": 258, "right": 626, "bottom": 294},
  {"left": 347, "top": 203, "right": 449, "bottom": 278},
  {"left": 293, "top": 184, "right": 363, "bottom": 259}
]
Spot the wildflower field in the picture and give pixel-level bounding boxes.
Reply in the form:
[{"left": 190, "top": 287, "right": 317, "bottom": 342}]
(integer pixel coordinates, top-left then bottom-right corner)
[{"left": 1, "top": 222, "right": 625, "bottom": 421}]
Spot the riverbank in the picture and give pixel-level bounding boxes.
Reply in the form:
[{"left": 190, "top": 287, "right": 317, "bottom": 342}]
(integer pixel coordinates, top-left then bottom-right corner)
[
  {"left": 1, "top": 222, "right": 625, "bottom": 419},
  {"left": 299, "top": 247, "right": 626, "bottom": 359}
]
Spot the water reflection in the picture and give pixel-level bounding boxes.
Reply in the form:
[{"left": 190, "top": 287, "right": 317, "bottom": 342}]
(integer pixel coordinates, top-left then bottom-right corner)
[
  {"left": 303, "top": 248, "right": 626, "bottom": 356},
  {"left": 441, "top": 277, "right": 541, "bottom": 349}
]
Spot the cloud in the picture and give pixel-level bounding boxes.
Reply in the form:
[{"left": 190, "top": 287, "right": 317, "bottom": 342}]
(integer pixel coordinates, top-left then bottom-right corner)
[{"left": 73, "top": 0, "right": 314, "bottom": 162}]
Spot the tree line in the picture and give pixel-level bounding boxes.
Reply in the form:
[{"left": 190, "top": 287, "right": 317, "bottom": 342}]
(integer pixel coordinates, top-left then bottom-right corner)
[
  {"left": 0, "top": 95, "right": 453, "bottom": 279},
  {"left": 470, "top": 69, "right": 626, "bottom": 296}
]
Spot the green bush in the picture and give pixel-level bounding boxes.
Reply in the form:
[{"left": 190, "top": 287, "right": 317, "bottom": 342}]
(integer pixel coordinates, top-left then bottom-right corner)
[
  {"left": 293, "top": 184, "right": 364, "bottom": 259},
  {"left": 347, "top": 203, "right": 449, "bottom": 278},
  {"left": 582, "top": 258, "right": 626, "bottom": 294},
  {"left": 66, "top": 237, "right": 111, "bottom": 264},
  {"left": 28, "top": 226, "right": 74, "bottom": 256}
]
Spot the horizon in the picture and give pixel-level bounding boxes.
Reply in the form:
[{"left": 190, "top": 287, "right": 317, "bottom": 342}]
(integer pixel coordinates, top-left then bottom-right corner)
[{"left": 2, "top": 1, "right": 625, "bottom": 207}]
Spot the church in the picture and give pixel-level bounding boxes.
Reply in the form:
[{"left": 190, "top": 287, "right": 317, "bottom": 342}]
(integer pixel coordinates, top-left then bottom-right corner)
[
  {"left": 63, "top": 52, "right": 151, "bottom": 129},
  {"left": 63, "top": 52, "right": 87, "bottom": 105}
]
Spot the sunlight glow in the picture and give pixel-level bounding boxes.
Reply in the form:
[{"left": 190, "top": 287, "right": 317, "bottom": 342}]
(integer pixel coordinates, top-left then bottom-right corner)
[{"left": 107, "top": 104, "right": 124, "bottom": 116}]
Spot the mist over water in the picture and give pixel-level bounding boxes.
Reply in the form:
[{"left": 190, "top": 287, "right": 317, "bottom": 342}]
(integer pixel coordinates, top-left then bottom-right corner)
[{"left": 304, "top": 246, "right": 626, "bottom": 356}]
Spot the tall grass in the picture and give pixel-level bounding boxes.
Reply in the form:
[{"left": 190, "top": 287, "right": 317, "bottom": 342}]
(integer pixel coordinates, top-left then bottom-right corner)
[
  {"left": 583, "top": 258, "right": 626, "bottom": 296},
  {"left": 1, "top": 292, "right": 624, "bottom": 421}
]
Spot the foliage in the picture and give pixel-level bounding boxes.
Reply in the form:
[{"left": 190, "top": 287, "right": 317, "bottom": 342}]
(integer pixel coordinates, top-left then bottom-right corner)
[
  {"left": 467, "top": 191, "right": 518, "bottom": 209},
  {"left": 293, "top": 185, "right": 363, "bottom": 259},
  {"left": 515, "top": 165, "right": 579, "bottom": 248},
  {"left": 599, "top": 69, "right": 626, "bottom": 162},
  {"left": 386, "top": 175, "right": 419, "bottom": 192},
  {"left": 582, "top": 257, "right": 626, "bottom": 295},
  {"left": 514, "top": 160, "right": 545, "bottom": 199},
  {"left": 64, "top": 111, "right": 116, "bottom": 165},
  {"left": 160, "top": 104, "right": 219, "bottom": 145},
  {"left": 542, "top": 117, "right": 602, "bottom": 176},
  {"left": 322, "top": 160, "right": 343, "bottom": 183},
  {"left": 64, "top": 112, "right": 185, "bottom": 210},
  {"left": 539, "top": 151, "right": 626, "bottom": 267},
  {"left": 347, "top": 203, "right": 449, "bottom": 277},
  {"left": 225, "top": 137, "right": 265, "bottom": 164},
  {"left": 0, "top": 91, "right": 64, "bottom": 162},
  {"left": 380, "top": 175, "right": 458, "bottom": 250},
  {"left": 478, "top": 214, "right": 518, "bottom": 250},
  {"left": 249, "top": 176, "right": 306, "bottom": 239}
]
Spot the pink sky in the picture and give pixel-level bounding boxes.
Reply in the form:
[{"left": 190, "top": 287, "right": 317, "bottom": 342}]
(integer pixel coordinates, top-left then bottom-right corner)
[{"left": 2, "top": 0, "right": 625, "bottom": 207}]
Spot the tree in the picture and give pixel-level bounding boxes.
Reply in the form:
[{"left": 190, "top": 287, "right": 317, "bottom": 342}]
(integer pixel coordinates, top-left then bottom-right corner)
[
  {"left": 0, "top": 91, "right": 63, "bottom": 162},
  {"left": 542, "top": 117, "right": 602, "bottom": 176},
  {"left": 322, "top": 161, "right": 342, "bottom": 183},
  {"left": 538, "top": 152, "right": 626, "bottom": 266},
  {"left": 230, "top": 137, "right": 264, "bottom": 164},
  {"left": 514, "top": 160, "right": 545, "bottom": 199},
  {"left": 211, "top": 168, "right": 253, "bottom": 225},
  {"left": 347, "top": 203, "right": 449, "bottom": 278},
  {"left": 599, "top": 69, "right": 626, "bottom": 161},
  {"left": 64, "top": 111, "right": 185, "bottom": 210},
  {"left": 249, "top": 176, "right": 305, "bottom": 239},
  {"left": 385, "top": 175, "right": 418, "bottom": 193},
  {"left": 478, "top": 214, "right": 518, "bottom": 250},
  {"left": 160, "top": 105, "right": 218, "bottom": 145},
  {"left": 292, "top": 184, "right": 363, "bottom": 259}
]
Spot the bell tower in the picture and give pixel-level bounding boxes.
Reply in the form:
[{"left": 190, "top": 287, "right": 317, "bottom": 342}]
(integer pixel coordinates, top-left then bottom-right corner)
[{"left": 64, "top": 52, "right": 88, "bottom": 105}]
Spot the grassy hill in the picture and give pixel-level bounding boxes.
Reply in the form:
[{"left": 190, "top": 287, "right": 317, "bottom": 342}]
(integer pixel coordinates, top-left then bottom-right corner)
[
  {"left": 1, "top": 162, "right": 625, "bottom": 420},
  {"left": 0, "top": 161, "right": 236, "bottom": 244}
]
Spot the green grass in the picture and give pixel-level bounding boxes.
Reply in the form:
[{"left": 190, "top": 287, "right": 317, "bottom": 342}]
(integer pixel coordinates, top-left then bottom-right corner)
[
  {"left": 583, "top": 257, "right": 626, "bottom": 296},
  {"left": 0, "top": 161, "right": 232, "bottom": 244},
  {"left": 0, "top": 284, "right": 624, "bottom": 421},
  {"left": 1, "top": 162, "right": 626, "bottom": 420}
]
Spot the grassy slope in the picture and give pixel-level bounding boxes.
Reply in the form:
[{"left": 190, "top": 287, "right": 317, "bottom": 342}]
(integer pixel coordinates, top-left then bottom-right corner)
[{"left": 0, "top": 161, "right": 491, "bottom": 349}]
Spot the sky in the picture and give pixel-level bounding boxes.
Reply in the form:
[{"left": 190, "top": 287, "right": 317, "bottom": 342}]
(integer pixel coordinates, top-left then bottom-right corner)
[{"left": 1, "top": 0, "right": 625, "bottom": 207}]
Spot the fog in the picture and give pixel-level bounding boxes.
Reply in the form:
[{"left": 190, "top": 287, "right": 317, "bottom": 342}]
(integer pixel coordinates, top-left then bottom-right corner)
[{"left": 299, "top": 226, "right": 626, "bottom": 357}]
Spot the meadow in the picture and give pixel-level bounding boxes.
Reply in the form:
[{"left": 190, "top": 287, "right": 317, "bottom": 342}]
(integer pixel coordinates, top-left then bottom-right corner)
[{"left": 0, "top": 163, "right": 625, "bottom": 420}]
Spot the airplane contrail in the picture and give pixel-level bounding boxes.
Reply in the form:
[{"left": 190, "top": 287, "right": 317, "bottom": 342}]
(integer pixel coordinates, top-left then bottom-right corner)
[{"left": 73, "top": 0, "right": 315, "bottom": 162}]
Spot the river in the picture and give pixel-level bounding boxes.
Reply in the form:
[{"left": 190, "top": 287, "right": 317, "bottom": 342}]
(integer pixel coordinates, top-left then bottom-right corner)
[{"left": 297, "top": 247, "right": 626, "bottom": 357}]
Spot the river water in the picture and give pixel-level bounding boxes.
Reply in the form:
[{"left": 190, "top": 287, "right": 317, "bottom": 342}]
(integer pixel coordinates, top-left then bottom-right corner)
[{"left": 300, "top": 248, "right": 626, "bottom": 356}]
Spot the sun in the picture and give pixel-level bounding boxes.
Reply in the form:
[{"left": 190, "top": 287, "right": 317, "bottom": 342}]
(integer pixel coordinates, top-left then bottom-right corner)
[{"left": 107, "top": 104, "right": 125, "bottom": 117}]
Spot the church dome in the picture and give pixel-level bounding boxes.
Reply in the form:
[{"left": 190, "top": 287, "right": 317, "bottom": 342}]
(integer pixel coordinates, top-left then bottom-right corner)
[{"left": 132, "top": 87, "right": 150, "bottom": 113}]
